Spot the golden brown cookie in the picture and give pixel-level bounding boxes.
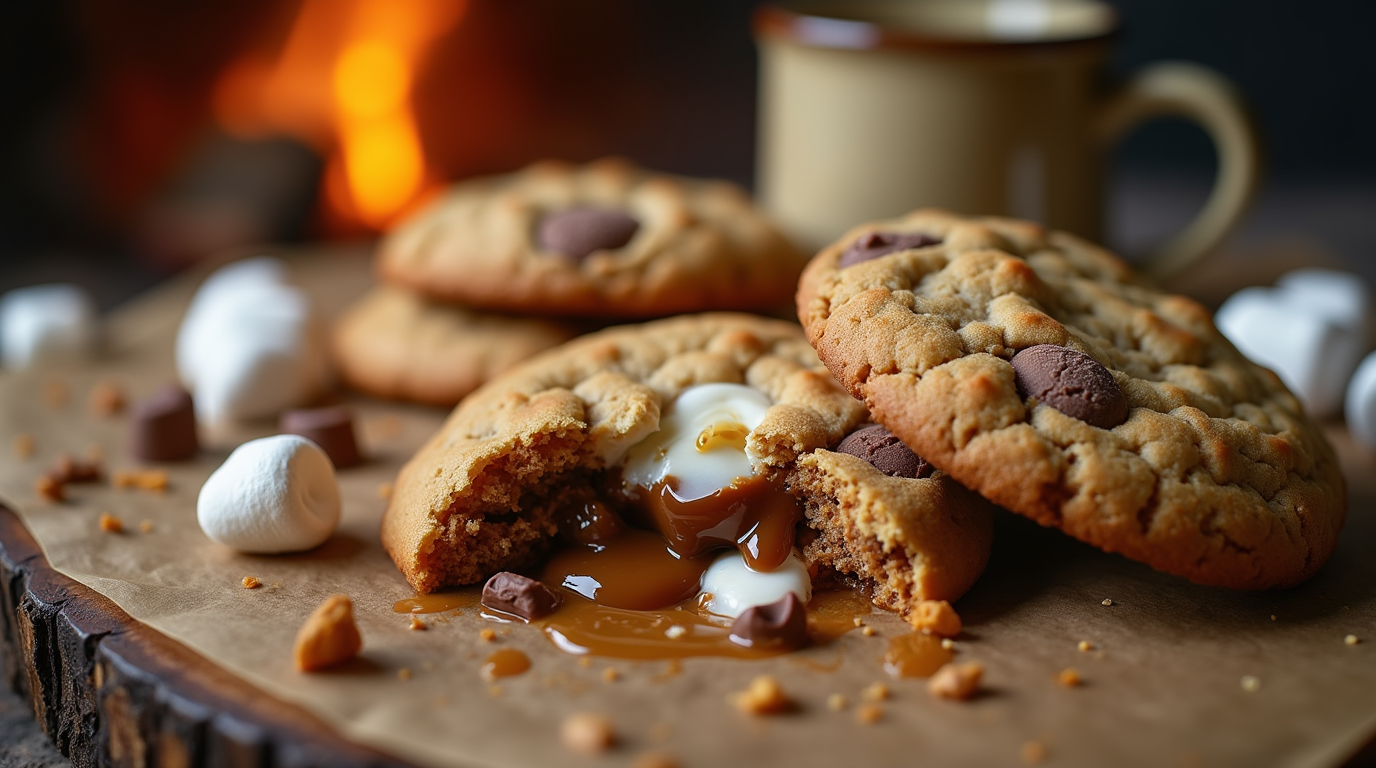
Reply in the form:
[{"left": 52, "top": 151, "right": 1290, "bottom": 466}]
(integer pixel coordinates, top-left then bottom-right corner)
[
  {"left": 797, "top": 209, "right": 1346, "bottom": 589},
  {"left": 331, "top": 285, "right": 578, "bottom": 407},
  {"left": 376, "top": 158, "right": 806, "bottom": 318},
  {"left": 382, "top": 313, "right": 993, "bottom": 619}
]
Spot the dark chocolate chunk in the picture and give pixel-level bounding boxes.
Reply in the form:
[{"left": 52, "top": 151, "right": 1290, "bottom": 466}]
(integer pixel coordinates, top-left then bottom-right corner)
[
  {"left": 481, "top": 572, "right": 561, "bottom": 621},
  {"left": 280, "top": 406, "right": 362, "bottom": 469},
  {"left": 537, "top": 207, "right": 640, "bottom": 260},
  {"left": 836, "top": 424, "right": 932, "bottom": 479},
  {"left": 129, "top": 384, "right": 199, "bottom": 461},
  {"left": 1010, "top": 344, "right": 1128, "bottom": 429},
  {"left": 729, "top": 592, "right": 808, "bottom": 650},
  {"left": 839, "top": 231, "right": 941, "bottom": 268}
]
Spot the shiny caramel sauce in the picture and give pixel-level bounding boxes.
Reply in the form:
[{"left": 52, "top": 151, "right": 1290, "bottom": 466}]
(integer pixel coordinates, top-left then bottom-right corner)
[
  {"left": 883, "top": 632, "right": 953, "bottom": 678},
  {"left": 807, "top": 588, "right": 873, "bottom": 642},
  {"left": 540, "top": 589, "right": 776, "bottom": 661},
  {"left": 542, "top": 529, "right": 713, "bottom": 611},
  {"left": 392, "top": 589, "right": 482, "bottom": 615},
  {"left": 628, "top": 475, "right": 801, "bottom": 572},
  {"left": 481, "top": 648, "right": 531, "bottom": 681}
]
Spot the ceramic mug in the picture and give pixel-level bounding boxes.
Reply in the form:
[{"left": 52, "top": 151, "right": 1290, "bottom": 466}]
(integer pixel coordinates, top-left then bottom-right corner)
[{"left": 754, "top": 0, "right": 1260, "bottom": 279}]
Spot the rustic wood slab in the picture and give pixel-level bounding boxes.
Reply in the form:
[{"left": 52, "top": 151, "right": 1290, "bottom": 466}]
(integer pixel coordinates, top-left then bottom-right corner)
[{"left": 0, "top": 503, "right": 416, "bottom": 768}]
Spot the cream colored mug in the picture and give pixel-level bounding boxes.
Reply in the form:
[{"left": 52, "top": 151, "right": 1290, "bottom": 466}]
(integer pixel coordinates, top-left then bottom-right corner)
[{"left": 755, "top": 0, "right": 1260, "bottom": 279}]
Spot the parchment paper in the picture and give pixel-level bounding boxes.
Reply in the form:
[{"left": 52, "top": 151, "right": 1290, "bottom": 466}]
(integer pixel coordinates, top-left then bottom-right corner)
[{"left": 1, "top": 248, "right": 1374, "bottom": 768}]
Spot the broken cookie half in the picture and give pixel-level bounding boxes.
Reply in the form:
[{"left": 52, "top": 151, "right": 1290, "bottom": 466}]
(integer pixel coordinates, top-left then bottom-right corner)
[{"left": 382, "top": 313, "right": 993, "bottom": 637}]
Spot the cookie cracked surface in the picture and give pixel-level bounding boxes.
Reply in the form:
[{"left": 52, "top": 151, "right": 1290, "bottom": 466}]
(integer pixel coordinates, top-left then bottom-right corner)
[
  {"left": 383, "top": 312, "right": 993, "bottom": 616},
  {"left": 377, "top": 158, "right": 806, "bottom": 318},
  {"left": 797, "top": 208, "right": 1346, "bottom": 589}
]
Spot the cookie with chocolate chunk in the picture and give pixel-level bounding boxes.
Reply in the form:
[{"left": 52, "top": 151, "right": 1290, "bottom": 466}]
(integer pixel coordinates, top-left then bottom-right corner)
[
  {"left": 797, "top": 208, "right": 1346, "bottom": 589},
  {"left": 331, "top": 285, "right": 578, "bottom": 407},
  {"left": 376, "top": 158, "right": 806, "bottom": 318},
  {"left": 382, "top": 313, "right": 993, "bottom": 621}
]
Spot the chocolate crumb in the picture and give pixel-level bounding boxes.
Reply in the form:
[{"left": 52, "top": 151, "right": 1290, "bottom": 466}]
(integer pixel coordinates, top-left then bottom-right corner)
[
  {"left": 481, "top": 572, "right": 560, "bottom": 621},
  {"left": 280, "top": 406, "right": 362, "bottom": 469},
  {"left": 129, "top": 384, "right": 198, "bottom": 462},
  {"left": 836, "top": 424, "right": 932, "bottom": 479}
]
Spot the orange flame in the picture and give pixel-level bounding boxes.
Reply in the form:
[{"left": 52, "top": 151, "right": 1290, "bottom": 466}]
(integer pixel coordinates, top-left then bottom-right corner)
[{"left": 212, "top": 0, "right": 466, "bottom": 231}]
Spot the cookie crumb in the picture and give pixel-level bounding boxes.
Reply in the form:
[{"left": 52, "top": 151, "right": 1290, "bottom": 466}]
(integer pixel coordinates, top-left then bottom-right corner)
[
  {"left": 602, "top": 667, "right": 620, "bottom": 683},
  {"left": 853, "top": 617, "right": 864, "bottom": 627},
  {"left": 88, "top": 380, "right": 125, "bottom": 417},
  {"left": 1240, "top": 675, "right": 1261, "bottom": 693},
  {"left": 1101, "top": 598, "right": 1113, "bottom": 606},
  {"left": 632, "top": 751, "right": 679, "bottom": 768},
  {"left": 36, "top": 475, "right": 64, "bottom": 502},
  {"left": 1021, "top": 740, "right": 1049, "bottom": 764},
  {"left": 578, "top": 657, "right": 594, "bottom": 669},
  {"left": 49, "top": 452, "right": 103, "bottom": 484},
  {"left": 731, "top": 675, "right": 793, "bottom": 715},
  {"left": 138, "top": 519, "right": 153, "bottom": 533},
  {"left": 863, "top": 682, "right": 890, "bottom": 701},
  {"left": 1344, "top": 634, "right": 1359, "bottom": 646},
  {"left": 242, "top": 576, "right": 261, "bottom": 589},
  {"left": 294, "top": 595, "right": 363, "bottom": 672},
  {"left": 856, "top": 703, "right": 884, "bottom": 724},
  {"left": 664, "top": 624, "right": 687, "bottom": 639},
  {"left": 398, "top": 667, "right": 413, "bottom": 681},
  {"left": 112, "top": 469, "right": 169, "bottom": 492},
  {"left": 377, "top": 482, "right": 393, "bottom": 500},
  {"left": 560, "top": 713, "right": 616, "bottom": 756},
  {"left": 862, "top": 626, "right": 877, "bottom": 637},
  {"left": 928, "top": 662, "right": 983, "bottom": 701},
  {"left": 409, "top": 615, "right": 426, "bottom": 631},
  {"left": 1270, "top": 614, "right": 1277, "bottom": 621},
  {"left": 14, "top": 434, "right": 35, "bottom": 459},
  {"left": 1057, "top": 668, "right": 1083, "bottom": 688},
  {"left": 98, "top": 512, "right": 123, "bottom": 533},
  {"left": 1078, "top": 640, "right": 1094, "bottom": 652},
  {"left": 907, "top": 599, "right": 962, "bottom": 637},
  {"left": 488, "top": 685, "right": 503, "bottom": 697},
  {"left": 941, "top": 638, "right": 955, "bottom": 650},
  {"left": 43, "top": 379, "right": 69, "bottom": 408},
  {"left": 827, "top": 693, "right": 849, "bottom": 712},
  {"left": 479, "top": 628, "right": 497, "bottom": 643}
]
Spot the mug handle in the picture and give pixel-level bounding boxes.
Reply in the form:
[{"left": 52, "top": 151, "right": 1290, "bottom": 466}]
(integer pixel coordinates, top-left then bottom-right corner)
[{"left": 1097, "top": 62, "right": 1261, "bottom": 281}]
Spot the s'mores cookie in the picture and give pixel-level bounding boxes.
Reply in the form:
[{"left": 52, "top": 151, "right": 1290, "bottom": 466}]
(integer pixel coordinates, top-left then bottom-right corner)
[
  {"left": 797, "top": 209, "right": 1346, "bottom": 589},
  {"left": 382, "top": 313, "right": 993, "bottom": 620},
  {"left": 376, "top": 158, "right": 806, "bottom": 318}
]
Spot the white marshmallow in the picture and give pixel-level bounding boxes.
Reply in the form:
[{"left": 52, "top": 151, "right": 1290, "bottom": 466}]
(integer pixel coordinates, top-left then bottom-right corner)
[
  {"left": 0, "top": 284, "right": 97, "bottom": 369},
  {"left": 698, "top": 549, "right": 811, "bottom": 620},
  {"left": 622, "top": 383, "right": 772, "bottom": 501},
  {"left": 197, "top": 435, "right": 341, "bottom": 554},
  {"left": 1215, "top": 273, "right": 1370, "bottom": 418},
  {"left": 176, "top": 258, "right": 329, "bottom": 422},
  {"left": 1346, "top": 351, "right": 1376, "bottom": 449}
]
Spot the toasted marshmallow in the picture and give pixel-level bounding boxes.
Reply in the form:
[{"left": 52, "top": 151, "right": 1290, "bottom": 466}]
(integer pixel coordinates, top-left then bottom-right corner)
[
  {"left": 622, "top": 383, "right": 772, "bottom": 501},
  {"left": 699, "top": 549, "right": 811, "bottom": 619},
  {"left": 197, "top": 435, "right": 341, "bottom": 553},
  {"left": 176, "top": 258, "right": 329, "bottom": 423},
  {"left": 0, "top": 284, "right": 97, "bottom": 369},
  {"left": 1216, "top": 270, "right": 1372, "bottom": 419}
]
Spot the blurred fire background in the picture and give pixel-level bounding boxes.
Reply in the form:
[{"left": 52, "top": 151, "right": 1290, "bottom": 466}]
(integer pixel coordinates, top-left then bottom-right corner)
[{"left": 0, "top": 0, "right": 1373, "bottom": 309}]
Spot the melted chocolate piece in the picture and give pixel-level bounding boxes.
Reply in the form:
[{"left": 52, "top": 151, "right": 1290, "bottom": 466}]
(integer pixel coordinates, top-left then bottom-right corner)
[
  {"left": 729, "top": 593, "right": 808, "bottom": 650},
  {"left": 836, "top": 424, "right": 932, "bottom": 479},
  {"left": 129, "top": 384, "right": 199, "bottom": 462},
  {"left": 839, "top": 231, "right": 941, "bottom": 268},
  {"left": 280, "top": 406, "right": 362, "bottom": 469},
  {"left": 482, "top": 572, "right": 561, "bottom": 621},
  {"left": 1010, "top": 344, "right": 1128, "bottom": 429},
  {"left": 537, "top": 208, "right": 640, "bottom": 260}
]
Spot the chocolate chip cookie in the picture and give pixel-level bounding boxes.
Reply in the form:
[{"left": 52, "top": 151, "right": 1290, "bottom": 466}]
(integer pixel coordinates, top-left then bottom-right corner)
[
  {"left": 382, "top": 313, "right": 993, "bottom": 620},
  {"left": 376, "top": 158, "right": 806, "bottom": 318},
  {"left": 331, "top": 285, "right": 579, "bottom": 407},
  {"left": 797, "top": 209, "right": 1346, "bottom": 589}
]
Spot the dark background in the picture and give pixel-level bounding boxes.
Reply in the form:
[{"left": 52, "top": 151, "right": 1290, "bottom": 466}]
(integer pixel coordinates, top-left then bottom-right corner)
[{"left": 0, "top": 0, "right": 1373, "bottom": 303}]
